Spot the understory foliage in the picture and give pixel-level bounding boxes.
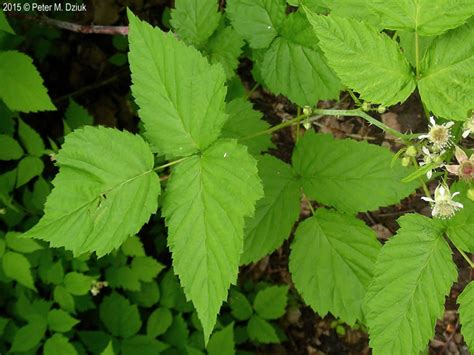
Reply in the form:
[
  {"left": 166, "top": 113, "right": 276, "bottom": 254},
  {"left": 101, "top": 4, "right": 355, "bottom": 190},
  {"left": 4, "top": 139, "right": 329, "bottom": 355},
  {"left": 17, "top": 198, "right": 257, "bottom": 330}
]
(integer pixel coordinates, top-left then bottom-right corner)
[{"left": 0, "top": 1, "right": 474, "bottom": 354}]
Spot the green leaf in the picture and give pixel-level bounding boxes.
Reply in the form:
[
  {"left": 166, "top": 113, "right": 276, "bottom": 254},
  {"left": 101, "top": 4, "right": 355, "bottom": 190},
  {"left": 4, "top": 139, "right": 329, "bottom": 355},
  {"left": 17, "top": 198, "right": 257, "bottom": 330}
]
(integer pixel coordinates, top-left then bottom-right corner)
[
  {"left": 44, "top": 334, "right": 78, "bottom": 355},
  {"left": 22, "top": 126, "right": 160, "bottom": 257},
  {"left": 349, "top": 0, "right": 474, "bottom": 36},
  {"left": 458, "top": 282, "right": 474, "bottom": 351},
  {"left": 100, "top": 292, "right": 142, "bottom": 338},
  {"left": 228, "top": 289, "right": 253, "bottom": 321},
  {"left": 0, "top": 51, "right": 55, "bottom": 113},
  {"left": 418, "top": 21, "right": 474, "bottom": 120},
  {"left": 5, "top": 231, "right": 43, "bottom": 253},
  {"left": 222, "top": 98, "right": 273, "bottom": 156},
  {"left": 131, "top": 256, "right": 165, "bottom": 282},
  {"left": 205, "top": 25, "right": 244, "bottom": 79},
  {"left": 64, "top": 99, "right": 94, "bottom": 131},
  {"left": 10, "top": 318, "right": 47, "bottom": 352},
  {"left": 128, "top": 11, "right": 227, "bottom": 158},
  {"left": 121, "top": 236, "right": 145, "bottom": 257},
  {"left": 446, "top": 182, "right": 474, "bottom": 252},
  {"left": 128, "top": 281, "right": 161, "bottom": 308},
  {"left": 365, "top": 214, "right": 457, "bottom": 354},
  {"left": 242, "top": 155, "right": 301, "bottom": 264},
  {"left": 292, "top": 132, "right": 417, "bottom": 213},
  {"left": 247, "top": 315, "right": 279, "bottom": 344},
  {"left": 208, "top": 323, "right": 235, "bottom": 355},
  {"left": 0, "top": 9, "right": 14, "bottom": 34},
  {"left": 398, "top": 30, "right": 434, "bottom": 68},
  {"left": 2, "top": 251, "right": 36, "bottom": 290},
  {"left": 106, "top": 266, "right": 141, "bottom": 291},
  {"left": 253, "top": 285, "right": 288, "bottom": 320},
  {"left": 121, "top": 335, "right": 168, "bottom": 355},
  {"left": 226, "top": 0, "right": 286, "bottom": 49},
  {"left": 0, "top": 134, "right": 23, "bottom": 160},
  {"left": 101, "top": 341, "right": 115, "bottom": 355},
  {"left": 146, "top": 307, "right": 173, "bottom": 337},
  {"left": 47, "top": 309, "right": 79, "bottom": 332},
  {"left": 289, "top": 209, "right": 380, "bottom": 325},
  {"left": 261, "top": 12, "right": 341, "bottom": 106},
  {"left": 78, "top": 331, "right": 113, "bottom": 354},
  {"left": 162, "top": 314, "right": 189, "bottom": 347},
  {"left": 18, "top": 119, "right": 45, "bottom": 157},
  {"left": 16, "top": 156, "right": 44, "bottom": 188},
  {"left": 306, "top": 12, "right": 415, "bottom": 106},
  {"left": 53, "top": 286, "right": 75, "bottom": 313},
  {"left": 170, "top": 0, "right": 221, "bottom": 48},
  {"left": 162, "top": 139, "right": 263, "bottom": 341},
  {"left": 64, "top": 272, "right": 93, "bottom": 296}
]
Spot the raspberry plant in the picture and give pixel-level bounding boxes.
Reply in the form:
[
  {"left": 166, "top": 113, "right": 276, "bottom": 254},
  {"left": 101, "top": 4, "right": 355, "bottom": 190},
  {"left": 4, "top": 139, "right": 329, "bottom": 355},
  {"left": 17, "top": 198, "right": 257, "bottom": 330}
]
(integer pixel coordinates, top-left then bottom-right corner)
[{"left": 1, "top": 0, "right": 473, "bottom": 353}]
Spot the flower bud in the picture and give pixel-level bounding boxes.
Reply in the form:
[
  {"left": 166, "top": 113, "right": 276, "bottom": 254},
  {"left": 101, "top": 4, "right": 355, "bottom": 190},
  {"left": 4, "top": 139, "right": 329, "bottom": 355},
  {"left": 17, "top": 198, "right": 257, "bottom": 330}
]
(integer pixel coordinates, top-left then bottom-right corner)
[
  {"left": 401, "top": 157, "right": 411, "bottom": 167},
  {"left": 377, "top": 105, "right": 387, "bottom": 114},
  {"left": 303, "top": 106, "right": 312, "bottom": 116},
  {"left": 303, "top": 119, "right": 311, "bottom": 130},
  {"left": 361, "top": 102, "right": 370, "bottom": 111},
  {"left": 405, "top": 146, "right": 417, "bottom": 157},
  {"left": 468, "top": 188, "right": 474, "bottom": 202}
]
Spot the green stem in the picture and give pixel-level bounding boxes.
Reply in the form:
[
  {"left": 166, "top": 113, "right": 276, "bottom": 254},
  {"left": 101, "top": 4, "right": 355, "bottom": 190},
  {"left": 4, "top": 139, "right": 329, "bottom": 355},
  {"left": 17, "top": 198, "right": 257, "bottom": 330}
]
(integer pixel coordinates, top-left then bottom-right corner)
[
  {"left": 246, "top": 83, "right": 259, "bottom": 99},
  {"left": 241, "top": 109, "right": 415, "bottom": 142},
  {"left": 347, "top": 89, "right": 361, "bottom": 106},
  {"left": 153, "top": 157, "right": 189, "bottom": 171},
  {"left": 455, "top": 244, "right": 474, "bottom": 268}
]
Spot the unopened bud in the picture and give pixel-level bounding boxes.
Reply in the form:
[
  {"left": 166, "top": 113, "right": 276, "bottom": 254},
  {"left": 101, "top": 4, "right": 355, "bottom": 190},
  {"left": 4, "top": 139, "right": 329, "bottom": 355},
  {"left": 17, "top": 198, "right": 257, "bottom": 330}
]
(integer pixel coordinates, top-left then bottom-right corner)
[
  {"left": 468, "top": 188, "right": 474, "bottom": 202},
  {"left": 405, "top": 146, "right": 417, "bottom": 157},
  {"left": 0, "top": 208, "right": 5, "bottom": 215},
  {"left": 361, "top": 102, "right": 370, "bottom": 111},
  {"left": 401, "top": 157, "right": 411, "bottom": 167},
  {"left": 303, "top": 106, "right": 312, "bottom": 116},
  {"left": 377, "top": 105, "right": 387, "bottom": 114},
  {"left": 303, "top": 119, "right": 311, "bottom": 130}
]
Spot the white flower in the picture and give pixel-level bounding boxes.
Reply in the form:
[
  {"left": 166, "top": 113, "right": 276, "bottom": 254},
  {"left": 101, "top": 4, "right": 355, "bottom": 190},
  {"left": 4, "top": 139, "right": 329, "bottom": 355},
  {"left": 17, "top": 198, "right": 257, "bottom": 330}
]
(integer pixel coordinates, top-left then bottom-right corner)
[
  {"left": 418, "top": 116, "right": 454, "bottom": 150},
  {"left": 421, "top": 184, "right": 463, "bottom": 219},
  {"left": 462, "top": 115, "right": 474, "bottom": 138}
]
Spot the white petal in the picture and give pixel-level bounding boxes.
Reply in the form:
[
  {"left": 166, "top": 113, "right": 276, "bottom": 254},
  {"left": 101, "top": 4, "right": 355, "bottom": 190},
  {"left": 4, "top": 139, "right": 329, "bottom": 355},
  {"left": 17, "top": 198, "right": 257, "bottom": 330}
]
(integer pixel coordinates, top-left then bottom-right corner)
[
  {"left": 426, "top": 170, "right": 433, "bottom": 179},
  {"left": 462, "top": 130, "right": 470, "bottom": 138},
  {"left": 418, "top": 134, "right": 429, "bottom": 140},
  {"left": 452, "top": 191, "right": 460, "bottom": 197},
  {"left": 422, "top": 147, "right": 431, "bottom": 155},
  {"left": 438, "top": 186, "right": 446, "bottom": 196},
  {"left": 421, "top": 197, "right": 434, "bottom": 203},
  {"left": 430, "top": 116, "right": 436, "bottom": 126},
  {"left": 445, "top": 121, "right": 455, "bottom": 128},
  {"left": 453, "top": 202, "right": 464, "bottom": 209}
]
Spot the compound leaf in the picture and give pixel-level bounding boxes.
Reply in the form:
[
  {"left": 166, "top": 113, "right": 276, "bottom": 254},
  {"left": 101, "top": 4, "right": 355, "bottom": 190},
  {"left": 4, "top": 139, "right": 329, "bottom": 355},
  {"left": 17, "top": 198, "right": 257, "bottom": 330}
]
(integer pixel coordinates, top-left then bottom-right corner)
[
  {"left": 365, "top": 214, "right": 457, "bottom": 354},
  {"left": 0, "top": 51, "right": 55, "bottom": 113},
  {"left": 290, "top": 209, "right": 380, "bottom": 325},
  {"left": 307, "top": 12, "right": 415, "bottom": 106},
  {"left": 22, "top": 126, "right": 160, "bottom": 257},
  {"left": 418, "top": 21, "right": 474, "bottom": 120},
  {"left": 261, "top": 12, "right": 341, "bottom": 106},
  {"left": 242, "top": 155, "right": 300, "bottom": 264},
  {"left": 292, "top": 132, "right": 417, "bottom": 213},
  {"left": 170, "top": 0, "right": 221, "bottom": 48},
  {"left": 458, "top": 282, "right": 474, "bottom": 351},
  {"left": 162, "top": 139, "right": 263, "bottom": 342},
  {"left": 226, "top": 0, "right": 286, "bottom": 49},
  {"left": 128, "top": 11, "right": 227, "bottom": 158}
]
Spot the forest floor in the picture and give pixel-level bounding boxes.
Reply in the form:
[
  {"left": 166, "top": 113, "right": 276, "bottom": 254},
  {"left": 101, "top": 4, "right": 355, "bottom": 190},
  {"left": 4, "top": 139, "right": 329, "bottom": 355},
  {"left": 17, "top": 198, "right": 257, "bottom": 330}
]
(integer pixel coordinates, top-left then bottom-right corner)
[{"left": 11, "top": 1, "right": 473, "bottom": 354}]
